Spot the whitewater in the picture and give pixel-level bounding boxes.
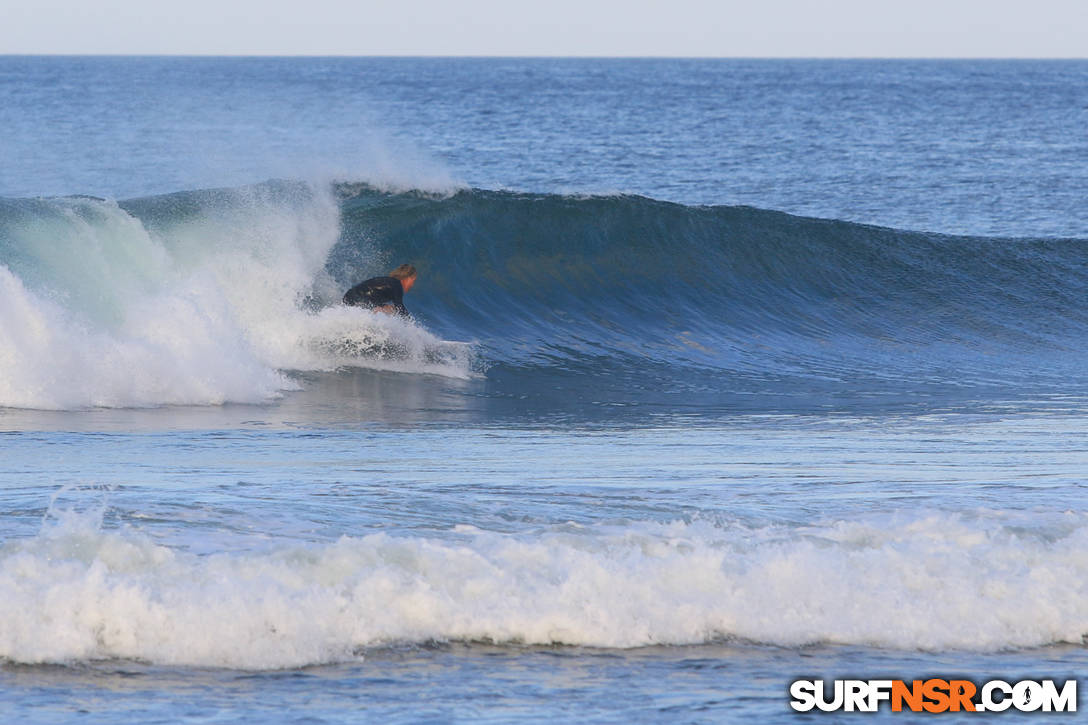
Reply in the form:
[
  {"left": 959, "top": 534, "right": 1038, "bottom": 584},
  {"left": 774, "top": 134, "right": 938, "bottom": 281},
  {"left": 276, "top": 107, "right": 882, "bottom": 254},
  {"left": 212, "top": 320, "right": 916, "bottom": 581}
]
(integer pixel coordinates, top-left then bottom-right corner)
[
  {"left": 2, "top": 57, "right": 1087, "bottom": 724},
  {"left": 0, "top": 184, "right": 474, "bottom": 409}
]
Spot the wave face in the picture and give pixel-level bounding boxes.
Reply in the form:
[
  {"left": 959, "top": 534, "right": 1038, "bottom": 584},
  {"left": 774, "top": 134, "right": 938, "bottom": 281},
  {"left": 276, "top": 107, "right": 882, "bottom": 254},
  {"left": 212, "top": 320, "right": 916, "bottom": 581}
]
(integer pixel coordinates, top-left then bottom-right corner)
[
  {"left": 0, "top": 182, "right": 471, "bottom": 410},
  {"left": 2, "top": 181, "right": 1086, "bottom": 411},
  {"left": 333, "top": 186, "right": 1088, "bottom": 407},
  {"left": 2, "top": 507, "right": 1086, "bottom": 669}
]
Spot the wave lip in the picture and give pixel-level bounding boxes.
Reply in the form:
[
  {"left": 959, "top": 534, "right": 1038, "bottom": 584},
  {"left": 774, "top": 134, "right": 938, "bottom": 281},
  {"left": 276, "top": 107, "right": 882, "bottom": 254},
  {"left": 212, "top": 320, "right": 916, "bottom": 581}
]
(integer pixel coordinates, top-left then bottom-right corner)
[{"left": 2, "top": 511, "right": 1085, "bottom": 669}]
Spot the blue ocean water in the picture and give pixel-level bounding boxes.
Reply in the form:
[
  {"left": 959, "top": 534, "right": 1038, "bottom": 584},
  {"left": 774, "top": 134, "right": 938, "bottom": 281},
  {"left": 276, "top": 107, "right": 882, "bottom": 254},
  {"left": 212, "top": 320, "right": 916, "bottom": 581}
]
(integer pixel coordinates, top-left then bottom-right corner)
[{"left": 1, "top": 57, "right": 1087, "bottom": 723}]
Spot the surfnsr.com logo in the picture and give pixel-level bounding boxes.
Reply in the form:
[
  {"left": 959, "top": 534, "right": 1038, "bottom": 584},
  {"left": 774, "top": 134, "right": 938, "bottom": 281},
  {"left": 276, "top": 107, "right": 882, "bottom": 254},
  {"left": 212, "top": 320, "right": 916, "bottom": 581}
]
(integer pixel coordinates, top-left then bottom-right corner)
[{"left": 790, "top": 679, "right": 1077, "bottom": 713}]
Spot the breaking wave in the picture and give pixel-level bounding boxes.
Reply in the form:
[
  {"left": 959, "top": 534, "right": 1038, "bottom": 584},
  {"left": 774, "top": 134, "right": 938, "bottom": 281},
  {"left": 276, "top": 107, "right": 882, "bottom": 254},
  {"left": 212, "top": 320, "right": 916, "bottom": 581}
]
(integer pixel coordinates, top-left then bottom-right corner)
[
  {"left": 3, "top": 179, "right": 1086, "bottom": 410},
  {"left": 1, "top": 507, "right": 1085, "bottom": 669}
]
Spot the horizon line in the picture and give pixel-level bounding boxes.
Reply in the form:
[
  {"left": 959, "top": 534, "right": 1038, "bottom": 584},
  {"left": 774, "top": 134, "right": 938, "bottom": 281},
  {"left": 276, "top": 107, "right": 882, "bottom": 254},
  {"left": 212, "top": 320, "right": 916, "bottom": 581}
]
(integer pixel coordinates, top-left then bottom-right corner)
[{"left": 2, "top": 53, "right": 1087, "bottom": 61}]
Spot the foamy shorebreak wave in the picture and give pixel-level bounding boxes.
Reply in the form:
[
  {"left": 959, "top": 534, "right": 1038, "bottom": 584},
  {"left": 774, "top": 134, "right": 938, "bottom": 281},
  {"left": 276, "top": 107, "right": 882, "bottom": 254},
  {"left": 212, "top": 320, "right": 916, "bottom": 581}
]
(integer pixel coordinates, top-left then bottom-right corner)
[{"left": 2, "top": 509, "right": 1085, "bottom": 669}]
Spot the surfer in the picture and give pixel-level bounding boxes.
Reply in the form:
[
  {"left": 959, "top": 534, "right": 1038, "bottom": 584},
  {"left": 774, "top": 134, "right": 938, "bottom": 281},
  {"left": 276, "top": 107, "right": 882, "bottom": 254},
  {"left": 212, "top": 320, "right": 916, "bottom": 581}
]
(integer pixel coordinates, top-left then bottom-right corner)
[{"left": 343, "top": 264, "right": 417, "bottom": 317}]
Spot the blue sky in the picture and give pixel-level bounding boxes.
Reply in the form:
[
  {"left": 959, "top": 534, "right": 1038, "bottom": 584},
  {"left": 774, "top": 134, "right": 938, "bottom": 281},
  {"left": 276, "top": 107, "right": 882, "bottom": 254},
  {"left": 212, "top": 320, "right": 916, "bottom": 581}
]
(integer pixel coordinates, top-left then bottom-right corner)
[{"left": 2, "top": 0, "right": 1085, "bottom": 56}]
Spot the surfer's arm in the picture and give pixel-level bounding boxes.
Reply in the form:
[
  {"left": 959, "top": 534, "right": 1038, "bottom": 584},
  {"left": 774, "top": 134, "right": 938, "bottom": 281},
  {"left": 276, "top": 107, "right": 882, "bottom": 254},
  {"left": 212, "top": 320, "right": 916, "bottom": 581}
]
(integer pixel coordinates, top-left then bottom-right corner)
[{"left": 388, "top": 283, "right": 408, "bottom": 317}]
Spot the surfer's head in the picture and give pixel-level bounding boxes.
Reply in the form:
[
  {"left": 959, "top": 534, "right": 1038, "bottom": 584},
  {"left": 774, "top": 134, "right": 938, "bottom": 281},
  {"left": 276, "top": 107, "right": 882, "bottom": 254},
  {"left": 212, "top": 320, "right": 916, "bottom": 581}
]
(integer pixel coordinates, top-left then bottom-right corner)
[{"left": 390, "top": 263, "right": 418, "bottom": 292}]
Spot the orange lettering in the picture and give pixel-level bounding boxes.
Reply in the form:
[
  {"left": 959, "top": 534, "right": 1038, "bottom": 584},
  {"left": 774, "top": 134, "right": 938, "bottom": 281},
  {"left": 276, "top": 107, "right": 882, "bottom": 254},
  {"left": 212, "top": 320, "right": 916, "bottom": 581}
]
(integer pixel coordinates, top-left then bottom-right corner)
[
  {"left": 922, "top": 679, "right": 951, "bottom": 713},
  {"left": 892, "top": 680, "right": 924, "bottom": 712},
  {"left": 949, "top": 680, "right": 977, "bottom": 712}
]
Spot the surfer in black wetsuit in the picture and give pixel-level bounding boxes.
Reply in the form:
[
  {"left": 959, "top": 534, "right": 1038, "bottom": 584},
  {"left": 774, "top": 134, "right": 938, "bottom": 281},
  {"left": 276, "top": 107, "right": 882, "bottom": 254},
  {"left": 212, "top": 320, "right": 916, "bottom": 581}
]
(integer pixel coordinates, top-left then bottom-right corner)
[{"left": 343, "top": 264, "right": 417, "bottom": 317}]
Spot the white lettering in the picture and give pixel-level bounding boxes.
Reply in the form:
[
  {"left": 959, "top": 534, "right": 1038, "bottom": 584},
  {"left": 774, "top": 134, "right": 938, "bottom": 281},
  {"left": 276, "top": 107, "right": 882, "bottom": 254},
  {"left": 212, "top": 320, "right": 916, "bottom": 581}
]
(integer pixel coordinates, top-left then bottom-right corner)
[
  {"left": 789, "top": 680, "right": 817, "bottom": 712},
  {"left": 1039, "top": 679, "right": 1077, "bottom": 713},
  {"left": 1014, "top": 680, "right": 1044, "bottom": 712},
  {"left": 867, "top": 680, "right": 893, "bottom": 711},
  {"left": 815, "top": 680, "right": 844, "bottom": 712},
  {"left": 981, "top": 680, "right": 1013, "bottom": 712},
  {"left": 844, "top": 681, "right": 869, "bottom": 712}
]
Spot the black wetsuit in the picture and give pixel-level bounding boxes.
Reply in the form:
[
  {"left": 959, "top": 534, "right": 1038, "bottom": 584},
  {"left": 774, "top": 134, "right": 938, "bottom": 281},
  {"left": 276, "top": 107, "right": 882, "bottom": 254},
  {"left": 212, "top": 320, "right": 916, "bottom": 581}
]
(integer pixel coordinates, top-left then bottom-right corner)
[{"left": 343, "top": 276, "right": 408, "bottom": 317}]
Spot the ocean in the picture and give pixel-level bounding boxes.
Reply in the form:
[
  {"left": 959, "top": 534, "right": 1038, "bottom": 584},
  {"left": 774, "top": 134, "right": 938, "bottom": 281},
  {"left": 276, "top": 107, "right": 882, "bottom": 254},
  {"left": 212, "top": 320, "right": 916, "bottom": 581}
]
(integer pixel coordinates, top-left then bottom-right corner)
[{"left": 1, "top": 57, "right": 1086, "bottom": 723}]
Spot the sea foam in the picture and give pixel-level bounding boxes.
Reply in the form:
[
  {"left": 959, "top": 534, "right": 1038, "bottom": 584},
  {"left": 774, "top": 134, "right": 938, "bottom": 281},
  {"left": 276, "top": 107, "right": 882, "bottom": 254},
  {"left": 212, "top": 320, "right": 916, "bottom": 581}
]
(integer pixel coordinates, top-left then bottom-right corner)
[{"left": 1, "top": 509, "right": 1085, "bottom": 669}]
